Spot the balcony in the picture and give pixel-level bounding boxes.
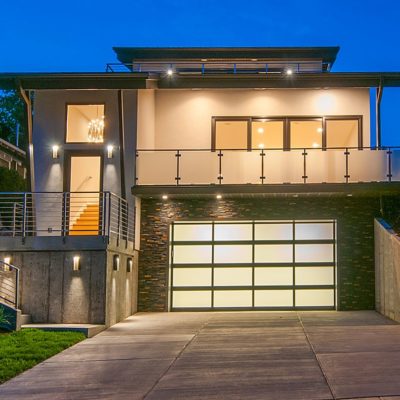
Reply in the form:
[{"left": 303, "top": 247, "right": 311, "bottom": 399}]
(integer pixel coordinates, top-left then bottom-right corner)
[{"left": 134, "top": 147, "right": 400, "bottom": 194}]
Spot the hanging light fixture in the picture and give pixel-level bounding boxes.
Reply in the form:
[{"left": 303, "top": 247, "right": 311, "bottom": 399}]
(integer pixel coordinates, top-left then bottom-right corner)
[{"left": 88, "top": 115, "right": 105, "bottom": 143}]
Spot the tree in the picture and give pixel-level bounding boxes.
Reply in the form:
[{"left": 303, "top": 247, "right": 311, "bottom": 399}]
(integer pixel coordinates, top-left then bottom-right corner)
[{"left": 0, "top": 90, "right": 27, "bottom": 150}]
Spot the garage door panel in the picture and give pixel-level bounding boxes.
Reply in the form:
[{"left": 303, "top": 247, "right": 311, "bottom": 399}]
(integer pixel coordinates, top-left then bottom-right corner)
[
  {"left": 173, "top": 268, "right": 212, "bottom": 287},
  {"left": 255, "top": 267, "right": 293, "bottom": 286},
  {"left": 255, "top": 290, "right": 293, "bottom": 307},
  {"left": 295, "top": 267, "right": 334, "bottom": 286},
  {"left": 255, "top": 223, "right": 293, "bottom": 240},
  {"left": 295, "top": 244, "right": 334, "bottom": 263},
  {"left": 173, "top": 245, "right": 212, "bottom": 264},
  {"left": 295, "top": 223, "right": 334, "bottom": 240},
  {"left": 214, "top": 290, "right": 252, "bottom": 307},
  {"left": 255, "top": 244, "right": 293, "bottom": 263},
  {"left": 173, "top": 224, "right": 212, "bottom": 241},
  {"left": 214, "top": 224, "right": 252, "bottom": 241},
  {"left": 173, "top": 291, "right": 212, "bottom": 308},
  {"left": 214, "top": 245, "right": 252, "bottom": 263},
  {"left": 295, "top": 289, "right": 335, "bottom": 307},
  {"left": 214, "top": 267, "right": 252, "bottom": 286}
]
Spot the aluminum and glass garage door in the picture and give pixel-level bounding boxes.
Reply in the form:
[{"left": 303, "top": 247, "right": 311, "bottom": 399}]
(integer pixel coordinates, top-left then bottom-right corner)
[{"left": 169, "top": 220, "right": 336, "bottom": 311}]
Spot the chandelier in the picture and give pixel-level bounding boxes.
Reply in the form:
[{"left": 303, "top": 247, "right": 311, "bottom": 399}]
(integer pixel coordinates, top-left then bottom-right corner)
[{"left": 88, "top": 116, "right": 104, "bottom": 143}]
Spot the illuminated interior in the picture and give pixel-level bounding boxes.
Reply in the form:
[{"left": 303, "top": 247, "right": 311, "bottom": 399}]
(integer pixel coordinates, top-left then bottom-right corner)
[
  {"left": 66, "top": 104, "right": 105, "bottom": 143},
  {"left": 290, "top": 120, "right": 323, "bottom": 149},
  {"left": 326, "top": 119, "right": 359, "bottom": 148},
  {"left": 215, "top": 120, "right": 248, "bottom": 149},
  {"left": 170, "top": 220, "right": 336, "bottom": 310},
  {"left": 251, "top": 120, "right": 284, "bottom": 149}
]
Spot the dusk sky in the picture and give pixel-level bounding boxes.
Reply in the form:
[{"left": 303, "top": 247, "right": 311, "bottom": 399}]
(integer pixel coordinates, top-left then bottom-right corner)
[{"left": 1, "top": 0, "right": 399, "bottom": 144}]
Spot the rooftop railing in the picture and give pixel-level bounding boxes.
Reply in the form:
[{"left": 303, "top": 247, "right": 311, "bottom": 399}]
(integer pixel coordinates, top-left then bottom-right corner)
[
  {"left": 105, "top": 61, "right": 325, "bottom": 75},
  {"left": 135, "top": 146, "right": 400, "bottom": 186},
  {"left": 0, "top": 192, "right": 134, "bottom": 242}
]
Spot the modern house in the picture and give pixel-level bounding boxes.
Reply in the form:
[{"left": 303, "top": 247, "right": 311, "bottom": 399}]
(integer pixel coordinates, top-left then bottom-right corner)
[{"left": 0, "top": 46, "right": 399, "bottom": 328}]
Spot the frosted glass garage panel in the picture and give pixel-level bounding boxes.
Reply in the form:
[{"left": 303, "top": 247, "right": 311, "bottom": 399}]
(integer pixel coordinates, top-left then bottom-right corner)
[
  {"left": 295, "top": 244, "right": 334, "bottom": 263},
  {"left": 348, "top": 149, "right": 387, "bottom": 183},
  {"left": 255, "top": 290, "right": 293, "bottom": 307},
  {"left": 264, "top": 150, "right": 303, "bottom": 184},
  {"left": 255, "top": 267, "right": 293, "bottom": 286},
  {"left": 180, "top": 151, "right": 219, "bottom": 185},
  {"left": 307, "top": 149, "right": 346, "bottom": 183},
  {"left": 214, "top": 245, "right": 252, "bottom": 264},
  {"left": 173, "top": 268, "right": 212, "bottom": 287},
  {"left": 255, "top": 245, "right": 293, "bottom": 263},
  {"left": 255, "top": 223, "right": 292, "bottom": 240},
  {"left": 173, "top": 291, "right": 212, "bottom": 308},
  {"left": 214, "top": 290, "right": 252, "bottom": 307},
  {"left": 173, "top": 245, "right": 212, "bottom": 264},
  {"left": 173, "top": 224, "right": 212, "bottom": 241},
  {"left": 296, "top": 289, "right": 334, "bottom": 307},
  {"left": 214, "top": 224, "right": 252, "bottom": 241},
  {"left": 222, "top": 151, "right": 261, "bottom": 184},
  {"left": 214, "top": 268, "right": 252, "bottom": 286},
  {"left": 295, "top": 223, "right": 334, "bottom": 240},
  {"left": 295, "top": 267, "right": 334, "bottom": 286},
  {"left": 137, "top": 151, "right": 176, "bottom": 185}
]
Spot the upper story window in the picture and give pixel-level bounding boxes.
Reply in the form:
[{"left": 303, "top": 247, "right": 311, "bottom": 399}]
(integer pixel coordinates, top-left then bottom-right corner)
[
  {"left": 66, "top": 104, "right": 105, "bottom": 143},
  {"left": 212, "top": 116, "right": 362, "bottom": 150}
]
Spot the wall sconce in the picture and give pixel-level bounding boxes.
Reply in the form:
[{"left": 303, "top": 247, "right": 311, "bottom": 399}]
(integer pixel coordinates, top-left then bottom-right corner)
[
  {"left": 107, "top": 145, "right": 114, "bottom": 159},
  {"left": 73, "top": 255, "right": 81, "bottom": 271},
  {"left": 52, "top": 145, "right": 60, "bottom": 159},
  {"left": 113, "top": 254, "right": 120, "bottom": 271},
  {"left": 127, "top": 258, "right": 132, "bottom": 272},
  {"left": 3, "top": 256, "right": 11, "bottom": 272}
]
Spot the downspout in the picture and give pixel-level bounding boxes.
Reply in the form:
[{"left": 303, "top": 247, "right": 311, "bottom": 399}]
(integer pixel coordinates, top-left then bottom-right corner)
[
  {"left": 376, "top": 77, "right": 384, "bottom": 149},
  {"left": 18, "top": 82, "right": 34, "bottom": 191}
]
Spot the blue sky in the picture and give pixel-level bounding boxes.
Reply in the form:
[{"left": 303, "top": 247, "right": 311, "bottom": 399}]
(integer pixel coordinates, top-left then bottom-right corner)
[{"left": 1, "top": 0, "right": 399, "bottom": 144}]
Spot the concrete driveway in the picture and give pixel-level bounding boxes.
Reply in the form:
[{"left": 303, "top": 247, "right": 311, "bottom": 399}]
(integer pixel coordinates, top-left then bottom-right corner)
[{"left": 1, "top": 311, "right": 400, "bottom": 400}]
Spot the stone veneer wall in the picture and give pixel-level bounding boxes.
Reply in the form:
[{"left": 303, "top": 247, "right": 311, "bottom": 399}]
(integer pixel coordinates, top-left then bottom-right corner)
[{"left": 139, "top": 195, "right": 400, "bottom": 312}]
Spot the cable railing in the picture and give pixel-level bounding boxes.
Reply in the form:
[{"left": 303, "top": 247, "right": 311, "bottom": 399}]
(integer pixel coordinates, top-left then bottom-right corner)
[
  {"left": 135, "top": 146, "right": 400, "bottom": 186},
  {"left": 0, "top": 192, "right": 134, "bottom": 241},
  {"left": 105, "top": 60, "right": 325, "bottom": 74},
  {"left": 0, "top": 260, "right": 19, "bottom": 309}
]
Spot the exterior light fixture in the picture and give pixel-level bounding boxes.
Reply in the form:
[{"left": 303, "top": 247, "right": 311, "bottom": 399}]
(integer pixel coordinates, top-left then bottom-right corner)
[
  {"left": 3, "top": 256, "right": 11, "bottom": 271},
  {"left": 73, "top": 255, "right": 81, "bottom": 271},
  {"left": 127, "top": 258, "right": 133, "bottom": 272},
  {"left": 162, "top": 195, "right": 168, "bottom": 200},
  {"left": 216, "top": 194, "right": 222, "bottom": 200},
  {"left": 167, "top": 69, "right": 173, "bottom": 76},
  {"left": 107, "top": 145, "right": 114, "bottom": 159},
  {"left": 113, "top": 255, "right": 120, "bottom": 271},
  {"left": 88, "top": 115, "right": 105, "bottom": 143},
  {"left": 286, "top": 69, "right": 293, "bottom": 76},
  {"left": 347, "top": 193, "right": 353, "bottom": 197},
  {"left": 52, "top": 145, "right": 59, "bottom": 159}
]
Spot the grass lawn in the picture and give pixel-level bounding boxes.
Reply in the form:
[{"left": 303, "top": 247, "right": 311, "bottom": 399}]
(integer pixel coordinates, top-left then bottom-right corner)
[{"left": 0, "top": 329, "right": 85, "bottom": 384}]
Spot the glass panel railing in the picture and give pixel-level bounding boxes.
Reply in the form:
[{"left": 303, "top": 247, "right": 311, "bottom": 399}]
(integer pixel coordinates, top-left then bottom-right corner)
[
  {"left": 136, "top": 151, "right": 176, "bottom": 185},
  {"left": 264, "top": 150, "right": 304, "bottom": 184},
  {"left": 179, "top": 151, "right": 219, "bottom": 185},
  {"left": 348, "top": 149, "right": 388, "bottom": 183},
  {"left": 222, "top": 151, "right": 261, "bottom": 184},
  {"left": 307, "top": 149, "right": 346, "bottom": 183},
  {"left": 392, "top": 150, "right": 400, "bottom": 181}
]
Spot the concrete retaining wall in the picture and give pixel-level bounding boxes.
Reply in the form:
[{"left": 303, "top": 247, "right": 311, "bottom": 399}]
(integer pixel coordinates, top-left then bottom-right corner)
[{"left": 375, "top": 218, "right": 400, "bottom": 322}]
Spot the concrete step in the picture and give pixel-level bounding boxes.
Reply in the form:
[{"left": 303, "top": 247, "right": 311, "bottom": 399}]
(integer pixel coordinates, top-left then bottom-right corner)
[
  {"left": 20, "top": 314, "right": 32, "bottom": 324},
  {"left": 21, "top": 324, "right": 106, "bottom": 338}
]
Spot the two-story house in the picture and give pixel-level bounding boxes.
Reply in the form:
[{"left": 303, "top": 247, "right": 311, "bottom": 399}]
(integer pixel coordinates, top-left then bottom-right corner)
[{"left": 0, "top": 46, "right": 399, "bottom": 328}]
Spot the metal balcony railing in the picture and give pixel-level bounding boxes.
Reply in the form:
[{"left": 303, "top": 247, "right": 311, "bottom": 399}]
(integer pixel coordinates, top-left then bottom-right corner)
[
  {"left": 0, "top": 260, "right": 19, "bottom": 309},
  {"left": 135, "top": 146, "right": 400, "bottom": 186},
  {"left": 105, "top": 61, "right": 324, "bottom": 75},
  {"left": 0, "top": 192, "right": 134, "bottom": 242}
]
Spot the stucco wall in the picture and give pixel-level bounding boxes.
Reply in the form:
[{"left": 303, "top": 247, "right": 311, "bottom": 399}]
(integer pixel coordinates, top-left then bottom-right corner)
[
  {"left": 375, "top": 219, "right": 400, "bottom": 322},
  {"left": 137, "top": 88, "right": 371, "bottom": 150}
]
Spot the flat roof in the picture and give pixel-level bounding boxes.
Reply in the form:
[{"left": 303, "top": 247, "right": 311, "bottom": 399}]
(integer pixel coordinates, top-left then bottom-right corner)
[
  {"left": 1, "top": 72, "right": 400, "bottom": 90},
  {"left": 113, "top": 47, "right": 340, "bottom": 65}
]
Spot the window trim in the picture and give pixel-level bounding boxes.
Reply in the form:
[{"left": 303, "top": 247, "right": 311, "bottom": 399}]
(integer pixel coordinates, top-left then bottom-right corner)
[
  {"left": 212, "top": 115, "right": 363, "bottom": 151},
  {"left": 65, "top": 103, "right": 107, "bottom": 144}
]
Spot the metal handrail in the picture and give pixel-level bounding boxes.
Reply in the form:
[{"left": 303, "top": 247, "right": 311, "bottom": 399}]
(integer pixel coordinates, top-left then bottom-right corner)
[
  {"left": 0, "top": 260, "right": 19, "bottom": 309},
  {"left": 0, "top": 192, "right": 134, "bottom": 241}
]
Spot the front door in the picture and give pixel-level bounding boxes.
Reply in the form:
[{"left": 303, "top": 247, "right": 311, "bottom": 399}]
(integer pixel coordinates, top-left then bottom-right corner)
[{"left": 66, "top": 154, "right": 102, "bottom": 235}]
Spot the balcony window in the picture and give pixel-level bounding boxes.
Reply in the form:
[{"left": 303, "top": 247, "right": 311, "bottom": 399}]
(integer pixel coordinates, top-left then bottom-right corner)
[
  {"left": 290, "top": 119, "right": 323, "bottom": 149},
  {"left": 66, "top": 104, "right": 105, "bottom": 143},
  {"left": 252, "top": 120, "right": 284, "bottom": 150},
  {"left": 214, "top": 120, "right": 249, "bottom": 150},
  {"left": 326, "top": 118, "right": 361, "bottom": 148}
]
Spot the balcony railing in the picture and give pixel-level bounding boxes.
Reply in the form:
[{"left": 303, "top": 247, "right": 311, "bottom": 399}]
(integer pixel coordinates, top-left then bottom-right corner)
[
  {"left": 105, "top": 61, "right": 324, "bottom": 75},
  {"left": 135, "top": 147, "right": 400, "bottom": 186},
  {"left": 0, "top": 192, "right": 134, "bottom": 241}
]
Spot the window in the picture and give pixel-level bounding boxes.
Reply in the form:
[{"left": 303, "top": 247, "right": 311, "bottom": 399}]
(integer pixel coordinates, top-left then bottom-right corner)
[
  {"left": 66, "top": 104, "right": 105, "bottom": 143},
  {"left": 214, "top": 119, "right": 248, "bottom": 150},
  {"left": 326, "top": 118, "right": 361, "bottom": 148},
  {"left": 290, "top": 119, "right": 323, "bottom": 149},
  {"left": 251, "top": 120, "right": 284, "bottom": 150}
]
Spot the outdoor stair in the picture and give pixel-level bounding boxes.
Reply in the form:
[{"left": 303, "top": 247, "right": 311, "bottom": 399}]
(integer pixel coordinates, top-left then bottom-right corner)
[{"left": 70, "top": 204, "right": 100, "bottom": 235}]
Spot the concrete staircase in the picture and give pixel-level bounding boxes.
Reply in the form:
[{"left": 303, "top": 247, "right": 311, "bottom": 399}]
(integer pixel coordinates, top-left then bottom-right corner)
[{"left": 70, "top": 204, "right": 100, "bottom": 235}]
